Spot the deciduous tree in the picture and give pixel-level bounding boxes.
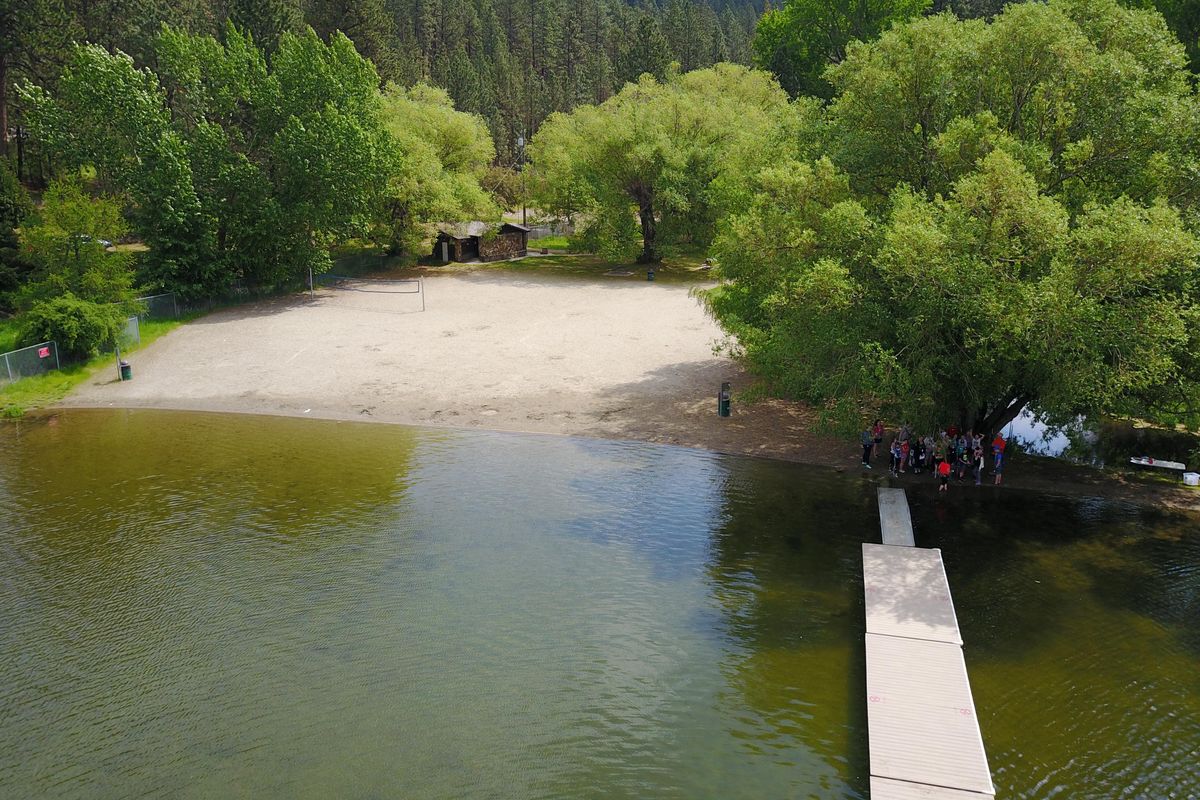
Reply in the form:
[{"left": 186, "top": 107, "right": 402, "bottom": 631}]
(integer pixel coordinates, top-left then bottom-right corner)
[
  {"left": 377, "top": 83, "right": 498, "bottom": 255},
  {"left": 16, "top": 178, "right": 134, "bottom": 357},
  {"left": 529, "top": 64, "right": 797, "bottom": 263},
  {"left": 709, "top": 0, "right": 1200, "bottom": 433}
]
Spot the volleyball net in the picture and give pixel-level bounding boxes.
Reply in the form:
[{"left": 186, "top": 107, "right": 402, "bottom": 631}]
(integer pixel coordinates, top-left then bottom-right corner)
[{"left": 309, "top": 272, "right": 425, "bottom": 312}]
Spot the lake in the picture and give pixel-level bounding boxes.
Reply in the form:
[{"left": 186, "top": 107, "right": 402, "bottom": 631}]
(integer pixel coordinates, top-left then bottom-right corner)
[{"left": 1, "top": 409, "right": 1196, "bottom": 798}]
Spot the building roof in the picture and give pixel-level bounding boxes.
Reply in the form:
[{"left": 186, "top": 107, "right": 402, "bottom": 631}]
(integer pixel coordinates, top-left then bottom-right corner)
[
  {"left": 437, "top": 221, "right": 530, "bottom": 240},
  {"left": 438, "top": 221, "right": 490, "bottom": 240}
]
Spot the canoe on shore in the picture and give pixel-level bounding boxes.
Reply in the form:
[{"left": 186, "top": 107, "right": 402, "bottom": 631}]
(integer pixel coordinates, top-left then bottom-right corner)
[{"left": 1129, "top": 456, "right": 1187, "bottom": 471}]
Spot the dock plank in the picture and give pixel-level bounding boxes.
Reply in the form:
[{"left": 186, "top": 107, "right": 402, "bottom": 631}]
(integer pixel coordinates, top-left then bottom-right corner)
[
  {"left": 863, "top": 544, "right": 962, "bottom": 645},
  {"left": 877, "top": 488, "right": 915, "bottom": 546},
  {"left": 865, "top": 633, "right": 994, "bottom": 795}
]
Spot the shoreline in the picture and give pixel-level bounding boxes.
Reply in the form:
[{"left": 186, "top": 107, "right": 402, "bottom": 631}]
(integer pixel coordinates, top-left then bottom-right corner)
[
  {"left": 45, "top": 399, "right": 1200, "bottom": 514},
  {"left": 40, "top": 269, "right": 1199, "bottom": 515}
]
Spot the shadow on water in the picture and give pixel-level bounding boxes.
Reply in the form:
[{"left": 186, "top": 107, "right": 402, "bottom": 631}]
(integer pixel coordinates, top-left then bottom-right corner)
[
  {"left": 704, "top": 457, "right": 872, "bottom": 798},
  {"left": 907, "top": 487, "right": 1134, "bottom": 659}
]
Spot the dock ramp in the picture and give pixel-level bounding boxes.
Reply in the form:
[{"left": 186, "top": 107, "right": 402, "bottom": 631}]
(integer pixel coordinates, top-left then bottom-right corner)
[{"left": 877, "top": 488, "right": 915, "bottom": 546}]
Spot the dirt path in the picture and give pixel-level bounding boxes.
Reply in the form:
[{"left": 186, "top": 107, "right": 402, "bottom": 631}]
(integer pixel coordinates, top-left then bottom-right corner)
[{"left": 61, "top": 268, "right": 1199, "bottom": 512}]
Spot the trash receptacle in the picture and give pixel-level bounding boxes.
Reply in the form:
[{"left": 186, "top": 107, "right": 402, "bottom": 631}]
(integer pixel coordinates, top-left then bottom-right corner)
[
  {"left": 119, "top": 360, "right": 132, "bottom": 381},
  {"left": 718, "top": 381, "right": 731, "bottom": 417},
  {"left": 646, "top": 269, "right": 655, "bottom": 281}
]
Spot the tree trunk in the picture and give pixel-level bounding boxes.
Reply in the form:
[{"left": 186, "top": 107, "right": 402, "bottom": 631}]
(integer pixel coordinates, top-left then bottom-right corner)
[
  {"left": 635, "top": 190, "right": 659, "bottom": 264},
  {"left": 975, "top": 392, "right": 1033, "bottom": 438},
  {"left": 0, "top": 53, "right": 8, "bottom": 159}
]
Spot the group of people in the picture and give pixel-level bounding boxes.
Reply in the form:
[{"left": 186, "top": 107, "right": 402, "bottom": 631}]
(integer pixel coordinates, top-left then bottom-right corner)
[{"left": 860, "top": 420, "right": 1008, "bottom": 491}]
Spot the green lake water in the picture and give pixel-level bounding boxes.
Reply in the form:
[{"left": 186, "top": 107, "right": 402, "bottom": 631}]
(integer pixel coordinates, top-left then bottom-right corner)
[{"left": 0, "top": 409, "right": 1197, "bottom": 799}]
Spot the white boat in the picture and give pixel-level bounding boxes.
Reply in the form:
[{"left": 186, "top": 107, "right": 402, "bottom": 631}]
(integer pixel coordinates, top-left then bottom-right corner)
[{"left": 1129, "top": 456, "right": 1187, "bottom": 471}]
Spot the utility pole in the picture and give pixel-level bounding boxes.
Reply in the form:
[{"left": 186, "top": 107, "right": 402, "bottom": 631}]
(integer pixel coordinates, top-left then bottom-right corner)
[{"left": 517, "top": 134, "right": 527, "bottom": 227}]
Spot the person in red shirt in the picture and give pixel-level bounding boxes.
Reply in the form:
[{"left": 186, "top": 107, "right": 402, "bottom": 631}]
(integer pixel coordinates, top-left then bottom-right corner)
[
  {"left": 992, "top": 434, "right": 1007, "bottom": 486},
  {"left": 937, "top": 458, "right": 951, "bottom": 493}
]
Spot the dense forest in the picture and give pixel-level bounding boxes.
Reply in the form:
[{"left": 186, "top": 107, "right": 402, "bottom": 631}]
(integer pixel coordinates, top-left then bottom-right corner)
[
  {"left": 5, "top": 0, "right": 1200, "bottom": 170},
  {"left": 1, "top": 0, "right": 760, "bottom": 170}
]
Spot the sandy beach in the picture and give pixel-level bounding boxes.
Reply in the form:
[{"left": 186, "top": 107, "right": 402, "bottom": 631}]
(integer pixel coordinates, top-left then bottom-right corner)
[{"left": 63, "top": 268, "right": 844, "bottom": 463}]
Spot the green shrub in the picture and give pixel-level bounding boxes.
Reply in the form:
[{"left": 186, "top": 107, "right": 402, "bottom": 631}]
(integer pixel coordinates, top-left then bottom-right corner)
[
  {"left": 0, "top": 161, "right": 31, "bottom": 230},
  {"left": 0, "top": 245, "right": 36, "bottom": 312},
  {"left": 19, "top": 293, "right": 127, "bottom": 361}
]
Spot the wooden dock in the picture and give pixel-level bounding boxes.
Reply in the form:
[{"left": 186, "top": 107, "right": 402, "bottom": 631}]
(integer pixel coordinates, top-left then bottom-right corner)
[{"left": 865, "top": 488, "right": 994, "bottom": 798}]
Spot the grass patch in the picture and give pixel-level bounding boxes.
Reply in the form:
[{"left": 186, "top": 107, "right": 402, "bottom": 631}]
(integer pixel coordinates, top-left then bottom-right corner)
[
  {"left": 0, "top": 313, "right": 196, "bottom": 418},
  {"left": 529, "top": 234, "right": 572, "bottom": 250}
]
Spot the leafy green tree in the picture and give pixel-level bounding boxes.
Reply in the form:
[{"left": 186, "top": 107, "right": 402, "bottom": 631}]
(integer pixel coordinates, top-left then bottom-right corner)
[
  {"left": 20, "top": 43, "right": 210, "bottom": 293},
  {"left": 16, "top": 178, "right": 134, "bottom": 357},
  {"left": 0, "top": 160, "right": 30, "bottom": 230},
  {"left": 377, "top": 83, "right": 498, "bottom": 254},
  {"left": 1150, "top": 0, "right": 1200, "bottom": 73},
  {"left": 752, "top": 0, "right": 930, "bottom": 98},
  {"left": 0, "top": 0, "right": 80, "bottom": 161},
  {"left": 529, "top": 64, "right": 796, "bottom": 263},
  {"left": 305, "top": 0, "right": 401, "bottom": 80},
  {"left": 22, "top": 25, "right": 394, "bottom": 296},
  {"left": 6, "top": 0, "right": 761, "bottom": 180},
  {"left": 826, "top": 3, "right": 1199, "bottom": 213},
  {"left": 709, "top": 0, "right": 1200, "bottom": 433},
  {"left": 18, "top": 178, "right": 135, "bottom": 305}
]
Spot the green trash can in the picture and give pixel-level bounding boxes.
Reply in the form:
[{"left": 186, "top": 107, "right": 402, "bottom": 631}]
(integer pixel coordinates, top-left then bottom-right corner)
[
  {"left": 718, "top": 381, "right": 731, "bottom": 417},
  {"left": 119, "top": 360, "right": 132, "bottom": 381}
]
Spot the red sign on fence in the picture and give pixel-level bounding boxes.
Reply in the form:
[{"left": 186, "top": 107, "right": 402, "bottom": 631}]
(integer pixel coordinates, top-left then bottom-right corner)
[{"left": 38, "top": 347, "right": 50, "bottom": 359}]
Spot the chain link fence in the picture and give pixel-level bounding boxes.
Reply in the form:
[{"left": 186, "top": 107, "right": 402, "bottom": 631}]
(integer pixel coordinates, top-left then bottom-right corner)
[
  {"left": 1, "top": 341, "right": 60, "bottom": 386},
  {"left": 134, "top": 292, "right": 179, "bottom": 320},
  {"left": 526, "top": 221, "right": 574, "bottom": 239},
  {"left": 117, "top": 316, "right": 140, "bottom": 350}
]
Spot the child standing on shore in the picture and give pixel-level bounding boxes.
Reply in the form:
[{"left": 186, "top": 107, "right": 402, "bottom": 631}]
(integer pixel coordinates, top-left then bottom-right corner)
[
  {"left": 992, "top": 433, "right": 1007, "bottom": 486},
  {"left": 937, "top": 458, "right": 951, "bottom": 493}
]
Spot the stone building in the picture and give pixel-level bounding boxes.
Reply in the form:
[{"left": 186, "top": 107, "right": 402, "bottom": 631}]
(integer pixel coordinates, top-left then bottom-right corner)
[{"left": 432, "top": 222, "right": 529, "bottom": 263}]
